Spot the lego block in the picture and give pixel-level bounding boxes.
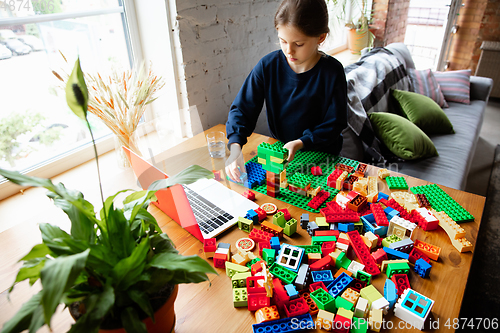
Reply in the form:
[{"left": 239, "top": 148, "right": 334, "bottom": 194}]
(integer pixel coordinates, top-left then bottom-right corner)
[
  {"left": 338, "top": 222, "right": 355, "bottom": 233},
  {"left": 309, "top": 255, "right": 332, "bottom": 271},
  {"left": 261, "top": 220, "right": 284, "bottom": 239},
  {"left": 326, "top": 272, "right": 353, "bottom": 298},
  {"left": 360, "top": 285, "right": 383, "bottom": 308},
  {"left": 238, "top": 216, "right": 254, "bottom": 233},
  {"left": 433, "top": 209, "right": 466, "bottom": 240},
  {"left": 309, "top": 281, "right": 328, "bottom": 293},
  {"left": 414, "top": 258, "right": 432, "bottom": 278},
  {"left": 225, "top": 261, "right": 250, "bottom": 278},
  {"left": 383, "top": 247, "right": 410, "bottom": 260},
  {"left": 382, "top": 235, "right": 402, "bottom": 248},
  {"left": 252, "top": 313, "right": 313, "bottom": 333},
  {"left": 273, "top": 211, "right": 286, "bottom": 228},
  {"left": 277, "top": 208, "right": 291, "bottom": 220},
  {"left": 336, "top": 171, "right": 349, "bottom": 190},
  {"left": 354, "top": 163, "right": 367, "bottom": 177},
  {"left": 243, "top": 190, "right": 256, "bottom": 201},
  {"left": 246, "top": 258, "right": 262, "bottom": 269},
  {"left": 394, "top": 289, "right": 434, "bottom": 330},
  {"left": 310, "top": 288, "right": 337, "bottom": 312},
  {"left": 284, "top": 297, "right": 309, "bottom": 317},
  {"left": 391, "top": 274, "right": 410, "bottom": 296},
  {"left": 255, "top": 207, "right": 267, "bottom": 221},
  {"left": 307, "top": 190, "right": 330, "bottom": 210},
  {"left": 408, "top": 247, "right": 430, "bottom": 265},
  {"left": 232, "top": 271, "right": 252, "bottom": 288},
  {"left": 450, "top": 237, "right": 473, "bottom": 253},
  {"left": 248, "top": 228, "right": 273, "bottom": 243},
  {"left": 384, "top": 279, "right": 398, "bottom": 309},
  {"left": 341, "top": 288, "right": 360, "bottom": 306},
  {"left": 203, "top": 238, "right": 217, "bottom": 253},
  {"left": 371, "top": 297, "right": 390, "bottom": 315},
  {"left": 307, "top": 252, "right": 322, "bottom": 265},
  {"left": 311, "top": 270, "right": 334, "bottom": 285},
  {"left": 414, "top": 239, "right": 441, "bottom": 261},
  {"left": 311, "top": 166, "right": 323, "bottom": 176},
  {"left": 356, "top": 271, "right": 372, "bottom": 285},
  {"left": 386, "top": 176, "right": 408, "bottom": 190},
  {"left": 354, "top": 297, "right": 369, "bottom": 318},
  {"left": 231, "top": 253, "right": 249, "bottom": 266},
  {"left": 213, "top": 252, "right": 227, "bottom": 268},
  {"left": 368, "top": 308, "right": 383, "bottom": 332},
  {"left": 347, "top": 261, "right": 365, "bottom": 277},
  {"left": 248, "top": 292, "right": 271, "bottom": 311},
  {"left": 294, "top": 264, "right": 309, "bottom": 290},
  {"left": 233, "top": 288, "right": 248, "bottom": 307},
  {"left": 346, "top": 230, "right": 381, "bottom": 276},
  {"left": 284, "top": 218, "right": 298, "bottom": 237},
  {"left": 377, "top": 168, "right": 390, "bottom": 179},
  {"left": 414, "top": 207, "right": 439, "bottom": 231},
  {"left": 351, "top": 316, "right": 369, "bottom": 333},
  {"left": 258, "top": 241, "right": 271, "bottom": 257},
  {"left": 247, "top": 275, "right": 267, "bottom": 294},
  {"left": 255, "top": 305, "right": 280, "bottom": 323},
  {"left": 269, "top": 262, "right": 298, "bottom": 285},
  {"left": 347, "top": 194, "right": 367, "bottom": 212},
  {"left": 316, "top": 309, "right": 335, "bottom": 331},
  {"left": 370, "top": 203, "right": 389, "bottom": 227},
  {"left": 360, "top": 214, "right": 387, "bottom": 237},
  {"left": 333, "top": 313, "right": 351, "bottom": 333},
  {"left": 386, "top": 262, "right": 410, "bottom": 278},
  {"left": 277, "top": 244, "right": 304, "bottom": 272},
  {"left": 285, "top": 283, "right": 299, "bottom": 299},
  {"left": 389, "top": 238, "right": 414, "bottom": 253},
  {"left": 300, "top": 213, "right": 309, "bottom": 228},
  {"left": 300, "top": 290, "right": 319, "bottom": 315}
]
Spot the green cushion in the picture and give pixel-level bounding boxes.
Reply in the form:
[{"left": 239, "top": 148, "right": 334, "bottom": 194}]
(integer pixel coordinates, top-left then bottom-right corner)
[
  {"left": 369, "top": 112, "right": 438, "bottom": 160},
  {"left": 391, "top": 89, "right": 455, "bottom": 134}
]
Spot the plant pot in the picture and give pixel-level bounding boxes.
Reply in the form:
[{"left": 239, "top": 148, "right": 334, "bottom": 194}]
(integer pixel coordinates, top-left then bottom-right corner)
[
  {"left": 70, "top": 284, "right": 178, "bottom": 333},
  {"left": 347, "top": 28, "right": 369, "bottom": 54}
]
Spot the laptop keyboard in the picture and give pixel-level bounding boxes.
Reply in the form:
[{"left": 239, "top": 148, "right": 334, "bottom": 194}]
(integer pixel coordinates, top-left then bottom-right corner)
[{"left": 182, "top": 185, "right": 234, "bottom": 235}]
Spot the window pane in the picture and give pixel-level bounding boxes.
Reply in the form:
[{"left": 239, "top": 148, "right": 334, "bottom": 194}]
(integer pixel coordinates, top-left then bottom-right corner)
[{"left": 0, "top": 11, "right": 131, "bottom": 171}]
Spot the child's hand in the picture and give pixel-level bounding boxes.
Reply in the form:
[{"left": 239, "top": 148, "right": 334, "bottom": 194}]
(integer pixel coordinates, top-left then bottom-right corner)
[
  {"left": 283, "top": 139, "right": 304, "bottom": 161},
  {"left": 225, "top": 143, "right": 246, "bottom": 182}
]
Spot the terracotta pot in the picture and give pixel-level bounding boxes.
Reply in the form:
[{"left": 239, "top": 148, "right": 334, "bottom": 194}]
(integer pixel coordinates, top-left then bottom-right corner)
[
  {"left": 99, "top": 284, "right": 178, "bottom": 333},
  {"left": 347, "top": 28, "right": 369, "bottom": 54}
]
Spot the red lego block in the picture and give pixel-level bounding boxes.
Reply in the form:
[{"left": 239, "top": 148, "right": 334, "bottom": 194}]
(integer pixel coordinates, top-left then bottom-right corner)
[
  {"left": 299, "top": 290, "right": 319, "bottom": 316},
  {"left": 315, "top": 230, "right": 340, "bottom": 238},
  {"left": 354, "top": 163, "right": 367, "bottom": 177},
  {"left": 391, "top": 273, "right": 411, "bottom": 296},
  {"left": 346, "top": 230, "right": 381, "bottom": 276},
  {"left": 307, "top": 190, "right": 330, "bottom": 210},
  {"left": 371, "top": 203, "right": 389, "bottom": 226},
  {"left": 203, "top": 238, "right": 217, "bottom": 253},
  {"left": 349, "top": 278, "right": 367, "bottom": 293},
  {"left": 320, "top": 207, "right": 332, "bottom": 218},
  {"left": 385, "top": 199, "right": 412, "bottom": 220},
  {"left": 242, "top": 190, "right": 256, "bottom": 201},
  {"left": 321, "top": 241, "right": 337, "bottom": 257},
  {"left": 326, "top": 212, "right": 359, "bottom": 223},
  {"left": 272, "top": 278, "right": 290, "bottom": 303},
  {"left": 347, "top": 194, "right": 367, "bottom": 212},
  {"left": 213, "top": 252, "right": 226, "bottom": 268},
  {"left": 213, "top": 170, "right": 222, "bottom": 181},
  {"left": 258, "top": 241, "right": 271, "bottom": 256},
  {"left": 327, "top": 169, "right": 344, "bottom": 188},
  {"left": 311, "top": 166, "right": 323, "bottom": 176},
  {"left": 249, "top": 228, "right": 273, "bottom": 243},
  {"left": 371, "top": 248, "right": 388, "bottom": 265},
  {"left": 333, "top": 314, "right": 351, "bottom": 333},
  {"left": 284, "top": 297, "right": 309, "bottom": 317},
  {"left": 326, "top": 201, "right": 343, "bottom": 213},
  {"left": 343, "top": 175, "right": 359, "bottom": 191},
  {"left": 248, "top": 292, "right": 271, "bottom": 311},
  {"left": 412, "top": 210, "right": 438, "bottom": 231},
  {"left": 346, "top": 191, "right": 360, "bottom": 201},
  {"left": 309, "top": 254, "right": 332, "bottom": 271},
  {"left": 247, "top": 276, "right": 266, "bottom": 294},
  {"left": 266, "top": 188, "right": 278, "bottom": 198},
  {"left": 255, "top": 208, "right": 267, "bottom": 222},
  {"left": 409, "top": 247, "right": 431, "bottom": 265},
  {"left": 309, "top": 281, "right": 328, "bottom": 293},
  {"left": 278, "top": 208, "right": 291, "bottom": 221}
]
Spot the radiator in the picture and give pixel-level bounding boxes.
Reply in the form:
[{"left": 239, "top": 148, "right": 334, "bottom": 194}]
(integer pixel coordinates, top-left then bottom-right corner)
[{"left": 476, "top": 41, "right": 500, "bottom": 98}]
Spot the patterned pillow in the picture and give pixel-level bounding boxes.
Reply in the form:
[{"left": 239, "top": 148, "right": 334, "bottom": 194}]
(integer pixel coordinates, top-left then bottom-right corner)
[
  {"left": 433, "top": 69, "right": 471, "bottom": 104},
  {"left": 408, "top": 68, "right": 448, "bottom": 108}
]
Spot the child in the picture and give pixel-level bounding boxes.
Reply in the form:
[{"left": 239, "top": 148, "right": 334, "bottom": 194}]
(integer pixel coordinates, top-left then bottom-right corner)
[{"left": 225, "top": 0, "right": 347, "bottom": 181}]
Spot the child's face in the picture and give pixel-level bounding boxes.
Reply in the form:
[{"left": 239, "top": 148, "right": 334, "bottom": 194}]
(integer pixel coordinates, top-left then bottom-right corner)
[{"left": 277, "top": 24, "right": 326, "bottom": 73}]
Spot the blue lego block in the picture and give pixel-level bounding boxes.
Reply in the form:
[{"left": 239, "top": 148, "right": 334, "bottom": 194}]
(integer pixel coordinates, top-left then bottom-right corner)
[
  {"left": 384, "top": 206, "right": 399, "bottom": 220},
  {"left": 311, "top": 270, "right": 334, "bottom": 285},
  {"left": 252, "top": 313, "right": 314, "bottom": 333},
  {"left": 384, "top": 279, "right": 398, "bottom": 309},
  {"left": 285, "top": 284, "right": 299, "bottom": 299},
  {"left": 338, "top": 222, "right": 354, "bottom": 233},
  {"left": 245, "top": 161, "right": 266, "bottom": 189},
  {"left": 400, "top": 290, "right": 432, "bottom": 318},
  {"left": 360, "top": 214, "right": 388, "bottom": 236},
  {"left": 414, "top": 258, "right": 432, "bottom": 278},
  {"left": 326, "top": 272, "right": 353, "bottom": 298},
  {"left": 270, "top": 236, "right": 281, "bottom": 252},
  {"left": 377, "top": 192, "right": 389, "bottom": 201},
  {"left": 383, "top": 247, "right": 410, "bottom": 260},
  {"left": 245, "top": 209, "right": 259, "bottom": 224},
  {"left": 389, "top": 238, "right": 414, "bottom": 253}
]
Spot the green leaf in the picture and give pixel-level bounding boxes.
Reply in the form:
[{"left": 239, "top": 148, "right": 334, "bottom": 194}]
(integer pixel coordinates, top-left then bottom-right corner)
[
  {"left": 121, "top": 307, "right": 147, "bottom": 333},
  {"left": 40, "top": 249, "right": 90, "bottom": 327},
  {"left": 21, "top": 243, "right": 51, "bottom": 261},
  {"left": 148, "top": 165, "right": 214, "bottom": 191},
  {"left": 106, "top": 204, "right": 134, "bottom": 258},
  {"left": 0, "top": 167, "right": 59, "bottom": 191},
  {"left": 128, "top": 289, "right": 154, "bottom": 321},
  {"left": 111, "top": 237, "right": 150, "bottom": 291},
  {"left": 150, "top": 233, "right": 177, "bottom": 254},
  {"left": 67, "top": 283, "right": 115, "bottom": 333},
  {"left": 27, "top": 303, "right": 45, "bottom": 333},
  {"left": 65, "top": 57, "right": 88, "bottom": 120},
  {"left": 11, "top": 258, "right": 46, "bottom": 290},
  {"left": 52, "top": 197, "right": 96, "bottom": 243},
  {"left": 0, "top": 291, "right": 43, "bottom": 333},
  {"left": 169, "top": 270, "right": 214, "bottom": 285},
  {"left": 39, "top": 223, "right": 73, "bottom": 255},
  {"left": 148, "top": 253, "right": 217, "bottom": 277}
]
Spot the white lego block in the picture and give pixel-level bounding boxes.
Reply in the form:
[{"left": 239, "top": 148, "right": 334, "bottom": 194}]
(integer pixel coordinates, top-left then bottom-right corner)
[
  {"left": 336, "top": 242, "right": 349, "bottom": 253},
  {"left": 388, "top": 216, "right": 416, "bottom": 239},
  {"left": 354, "top": 297, "right": 369, "bottom": 318},
  {"left": 394, "top": 289, "right": 435, "bottom": 330},
  {"left": 347, "top": 261, "right": 365, "bottom": 276},
  {"left": 371, "top": 297, "right": 390, "bottom": 315},
  {"left": 416, "top": 208, "right": 438, "bottom": 223}
]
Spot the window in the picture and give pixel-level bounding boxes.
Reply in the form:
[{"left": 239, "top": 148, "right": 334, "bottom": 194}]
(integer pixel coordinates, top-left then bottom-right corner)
[{"left": 0, "top": 0, "right": 139, "bottom": 199}]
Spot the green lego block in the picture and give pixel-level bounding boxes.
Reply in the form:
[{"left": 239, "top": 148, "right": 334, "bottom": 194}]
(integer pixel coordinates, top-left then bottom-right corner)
[
  {"left": 262, "top": 248, "right": 276, "bottom": 266},
  {"left": 381, "top": 234, "right": 401, "bottom": 248},
  {"left": 237, "top": 216, "right": 253, "bottom": 233},
  {"left": 225, "top": 261, "right": 250, "bottom": 278},
  {"left": 357, "top": 271, "right": 372, "bottom": 285},
  {"left": 354, "top": 221, "right": 364, "bottom": 233},
  {"left": 386, "top": 262, "right": 410, "bottom": 278},
  {"left": 386, "top": 176, "right": 408, "bottom": 190},
  {"left": 312, "top": 236, "right": 337, "bottom": 246},
  {"left": 411, "top": 183, "right": 474, "bottom": 223},
  {"left": 246, "top": 258, "right": 262, "bottom": 269},
  {"left": 310, "top": 288, "right": 337, "bottom": 312},
  {"left": 231, "top": 272, "right": 252, "bottom": 288},
  {"left": 284, "top": 218, "right": 297, "bottom": 237},
  {"left": 335, "top": 252, "right": 351, "bottom": 270},
  {"left": 335, "top": 296, "right": 354, "bottom": 311},
  {"left": 360, "top": 285, "right": 382, "bottom": 307},
  {"left": 257, "top": 142, "right": 288, "bottom": 159},
  {"left": 273, "top": 211, "right": 286, "bottom": 228},
  {"left": 337, "top": 307, "right": 354, "bottom": 319},
  {"left": 233, "top": 287, "right": 248, "bottom": 307},
  {"left": 351, "top": 317, "right": 369, "bottom": 333},
  {"left": 269, "top": 262, "right": 297, "bottom": 285},
  {"left": 315, "top": 217, "right": 329, "bottom": 228},
  {"left": 296, "top": 245, "right": 322, "bottom": 254},
  {"left": 288, "top": 173, "right": 312, "bottom": 190}
]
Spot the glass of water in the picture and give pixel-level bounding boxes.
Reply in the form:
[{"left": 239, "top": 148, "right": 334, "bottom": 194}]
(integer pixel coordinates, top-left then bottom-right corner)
[{"left": 206, "top": 131, "right": 226, "bottom": 158}]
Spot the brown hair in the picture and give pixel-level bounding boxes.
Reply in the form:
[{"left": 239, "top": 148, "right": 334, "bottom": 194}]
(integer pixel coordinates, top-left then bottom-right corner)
[{"left": 274, "top": 0, "right": 330, "bottom": 37}]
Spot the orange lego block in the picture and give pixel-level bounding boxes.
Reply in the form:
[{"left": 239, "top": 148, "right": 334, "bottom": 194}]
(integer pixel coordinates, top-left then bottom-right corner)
[
  {"left": 414, "top": 239, "right": 441, "bottom": 261},
  {"left": 341, "top": 288, "right": 360, "bottom": 305},
  {"left": 255, "top": 305, "right": 280, "bottom": 323},
  {"left": 334, "top": 267, "right": 353, "bottom": 278}
]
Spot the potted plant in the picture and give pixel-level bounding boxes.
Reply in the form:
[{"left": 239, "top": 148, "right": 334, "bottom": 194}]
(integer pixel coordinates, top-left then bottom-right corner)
[
  {"left": 329, "top": 0, "right": 374, "bottom": 54},
  {"left": 0, "top": 59, "right": 217, "bottom": 333}
]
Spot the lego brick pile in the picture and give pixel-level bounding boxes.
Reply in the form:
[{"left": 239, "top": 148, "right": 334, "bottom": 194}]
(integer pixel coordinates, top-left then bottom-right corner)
[{"left": 208, "top": 149, "right": 475, "bottom": 332}]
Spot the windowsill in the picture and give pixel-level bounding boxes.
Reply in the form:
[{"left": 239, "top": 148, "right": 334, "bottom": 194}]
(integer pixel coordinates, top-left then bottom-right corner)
[{"left": 328, "top": 48, "right": 361, "bottom": 67}]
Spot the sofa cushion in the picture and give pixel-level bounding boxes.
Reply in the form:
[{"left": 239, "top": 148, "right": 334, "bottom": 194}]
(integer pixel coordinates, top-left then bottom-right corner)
[
  {"left": 391, "top": 89, "right": 455, "bottom": 135},
  {"left": 408, "top": 68, "right": 448, "bottom": 108},
  {"left": 434, "top": 70, "right": 472, "bottom": 104},
  {"left": 369, "top": 112, "right": 438, "bottom": 160}
]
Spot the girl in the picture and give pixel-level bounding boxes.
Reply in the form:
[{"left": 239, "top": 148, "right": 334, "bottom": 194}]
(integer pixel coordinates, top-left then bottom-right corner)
[{"left": 225, "top": 0, "right": 347, "bottom": 181}]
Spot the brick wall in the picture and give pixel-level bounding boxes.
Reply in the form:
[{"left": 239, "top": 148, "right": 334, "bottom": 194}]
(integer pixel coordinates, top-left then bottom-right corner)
[
  {"left": 173, "top": 0, "right": 279, "bottom": 134},
  {"left": 448, "top": 0, "right": 500, "bottom": 73},
  {"left": 371, "top": 0, "right": 409, "bottom": 46}
]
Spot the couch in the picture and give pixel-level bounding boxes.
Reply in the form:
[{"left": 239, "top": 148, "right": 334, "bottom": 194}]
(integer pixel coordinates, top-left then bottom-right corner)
[{"left": 340, "top": 43, "right": 494, "bottom": 191}]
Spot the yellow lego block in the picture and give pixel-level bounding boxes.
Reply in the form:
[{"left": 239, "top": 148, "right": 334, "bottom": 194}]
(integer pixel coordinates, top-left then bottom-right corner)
[
  {"left": 270, "top": 156, "right": 286, "bottom": 164},
  {"left": 451, "top": 237, "right": 473, "bottom": 253},
  {"left": 317, "top": 309, "right": 335, "bottom": 331},
  {"left": 364, "top": 232, "right": 378, "bottom": 250},
  {"left": 432, "top": 210, "right": 466, "bottom": 240},
  {"left": 316, "top": 217, "right": 328, "bottom": 228},
  {"left": 341, "top": 288, "right": 360, "bottom": 305},
  {"left": 231, "top": 253, "right": 249, "bottom": 266},
  {"left": 353, "top": 180, "right": 367, "bottom": 196},
  {"left": 367, "top": 176, "right": 378, "bottom": 194},
  {"left": 378, "top": 168, "right": 390, "bottom": 179},
  {"left": 369, "top": 308, "right": 383, "bottom": 332},
  {"left": 336, "top": 171, "right": 348, "bottom": 190},
  {"left": 258, "top": 157, "right": 267, "bottom": 165}
]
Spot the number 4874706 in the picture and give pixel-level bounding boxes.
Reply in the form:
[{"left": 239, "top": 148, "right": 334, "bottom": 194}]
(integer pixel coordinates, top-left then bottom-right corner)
[{"left": 0, "top": 0, "right": 55, "bottom": 12}]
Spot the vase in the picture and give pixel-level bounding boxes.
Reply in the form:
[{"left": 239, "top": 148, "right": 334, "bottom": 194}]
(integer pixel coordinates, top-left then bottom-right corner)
[
  {"left": 347, "top": 28, "right": 369, "bottom": 54},
  {"left": 114, "top": 131, "right": 141, "bottom": 168}
]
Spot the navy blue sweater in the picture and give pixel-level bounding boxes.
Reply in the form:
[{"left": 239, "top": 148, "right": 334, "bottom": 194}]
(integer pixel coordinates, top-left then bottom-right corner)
[{"left": 226, "top": 50, "right": 347, "bottom": 155}]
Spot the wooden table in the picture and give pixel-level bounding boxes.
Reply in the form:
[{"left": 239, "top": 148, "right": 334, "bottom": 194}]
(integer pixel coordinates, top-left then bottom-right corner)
[{"left": 0, "top": 124, "right": 486, "bottom": 332}]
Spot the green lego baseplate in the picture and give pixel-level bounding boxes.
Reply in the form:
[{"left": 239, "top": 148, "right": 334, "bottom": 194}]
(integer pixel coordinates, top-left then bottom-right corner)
[
  {"left": 246, "top": 141, "right": 359, "bottom": 213},
  {"left": 385, "top": 176, "right": 409, "bottom": 190},
  {"left": 410, "top": 183, "right": 474, "bottom": 223}
]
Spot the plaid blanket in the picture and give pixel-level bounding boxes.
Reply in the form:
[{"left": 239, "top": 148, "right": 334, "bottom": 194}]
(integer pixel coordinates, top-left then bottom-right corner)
[{"left": 344, "top": 48, "right": 411, "bottom": 162}]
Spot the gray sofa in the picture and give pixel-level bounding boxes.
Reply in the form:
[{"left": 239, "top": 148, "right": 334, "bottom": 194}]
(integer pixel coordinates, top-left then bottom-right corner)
[{"left": 341, "top": 43, "right": 494, "bottom": 191}]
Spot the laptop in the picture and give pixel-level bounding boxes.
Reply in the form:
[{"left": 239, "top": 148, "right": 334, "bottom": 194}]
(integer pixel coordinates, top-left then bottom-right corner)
[{"left": 123, "top": 147, "right": 259, "bottom": 241}]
